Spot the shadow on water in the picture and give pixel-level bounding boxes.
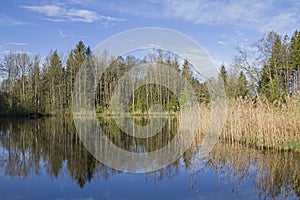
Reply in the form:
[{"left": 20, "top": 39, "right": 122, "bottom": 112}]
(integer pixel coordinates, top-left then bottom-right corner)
[{"left": 0, "top": 117, "right": 299, "bottom": 199}]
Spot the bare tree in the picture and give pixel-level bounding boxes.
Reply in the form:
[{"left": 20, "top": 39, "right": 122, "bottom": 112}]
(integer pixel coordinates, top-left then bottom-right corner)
[{"left": 232, "top": 47, "right": 260, "bottom": 97}]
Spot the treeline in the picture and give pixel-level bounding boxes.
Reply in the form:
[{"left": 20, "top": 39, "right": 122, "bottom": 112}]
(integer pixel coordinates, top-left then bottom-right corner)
[
  {"left": 225, "top": 30, "right": 300, "bottom": 101},
  {"left": 0, "top": 29, "right": 300, "bottom": 115},
  {"left": 0, "top": 41, "right": 208, "bottom": 115},
  {"left": 94, "top": 54, "right": 208, "bottom": 114},
  {"left": 0, "top": 41, "right": 89, "bottom": 115}
]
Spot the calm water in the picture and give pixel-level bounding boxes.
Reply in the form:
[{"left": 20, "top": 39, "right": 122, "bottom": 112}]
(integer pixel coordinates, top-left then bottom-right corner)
[{"left": 0, "top": 117, "right": 299, "bottom": 200}]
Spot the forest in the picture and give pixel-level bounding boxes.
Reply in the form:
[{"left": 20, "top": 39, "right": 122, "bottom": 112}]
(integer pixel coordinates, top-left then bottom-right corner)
[{"left": 0, "top": 30, "right": 300, "bottom": 116}]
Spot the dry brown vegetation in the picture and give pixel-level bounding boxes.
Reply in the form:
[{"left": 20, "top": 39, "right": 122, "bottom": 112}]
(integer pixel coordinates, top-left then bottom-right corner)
[{"left": 198, "top": 96, "right": 300, "bottom": 152}]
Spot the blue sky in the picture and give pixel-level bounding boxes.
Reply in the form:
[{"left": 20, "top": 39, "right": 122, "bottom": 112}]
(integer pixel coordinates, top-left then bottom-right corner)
[{"left": 1, "top": 0, "right": 299, "bottom": 67}]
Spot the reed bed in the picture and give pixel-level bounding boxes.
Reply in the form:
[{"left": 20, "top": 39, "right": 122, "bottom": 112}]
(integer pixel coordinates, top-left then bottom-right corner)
[{"left": 198, "top": 96, "right": 300, "bottom": 152}]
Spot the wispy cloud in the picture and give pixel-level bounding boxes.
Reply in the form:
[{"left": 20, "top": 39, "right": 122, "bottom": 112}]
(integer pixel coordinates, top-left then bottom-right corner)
[
  {"left": 57, "top": 30, "right": 94, "bottom": 40},
  {"left": 66, "top": 0, "right": 95, "bottom": 5},
  {"left": 217, "top": 40, "right": 228, "bottom": 46},
  {"left": 108, "top": 0, "right": 300, "bottom": 35},
  {"left": 0, "top": 50, "right": 11, "bottom": 55},
  {"left": 58, "top": 30, "right": 68, "bottom": 38},
  {"left": 260, "top": 12, "right": 298, "bottom": 34},
  {"left": 21, "top": 4, "right": 126, "bottom": 24},
  {"left": 0, "top": 50, "right": 33, "bottom": 55},
  {"left": 164, "top": 0, "right": 266, "bottom": 25},
  {"left": 5, "top": 42, "right": 28, "bottom": 46},
  {"left": 0, "top": 14, "right": 27, "bottom": 27}
]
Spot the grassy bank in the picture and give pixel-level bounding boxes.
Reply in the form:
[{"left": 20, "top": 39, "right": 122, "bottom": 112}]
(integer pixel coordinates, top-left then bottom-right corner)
[{"left": 198, "top": 96, "right": 300, "bottom": 152}]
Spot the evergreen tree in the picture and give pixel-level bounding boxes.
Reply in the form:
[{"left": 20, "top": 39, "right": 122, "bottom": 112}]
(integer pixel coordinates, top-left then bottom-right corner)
[
  {"left": 48, "top": 50, "right": 64, "bottom": 113},
  {"left": 290, "top": 30, "right": 300, "bottom": 69},
  {"left": 1, "top": 30, "right": 300, "bottom": 115},
  {"left": 66, "top": 41, "right": 87, "bottom": 109},
  {"left": 236, "top": 71, "right": 248, "bottom": 97},
  {"left": 290, "top": 30, "right": 300, "bottom": 94},
  {"left": 219, "top": 65, "right": 227, "bottom": 85},
  {"left": 258, "top": 31, "right": 286, "bottom": 101}
]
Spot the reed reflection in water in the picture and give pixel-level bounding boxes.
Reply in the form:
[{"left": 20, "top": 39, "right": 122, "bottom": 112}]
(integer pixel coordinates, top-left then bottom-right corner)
[{"left": 0, "top": 117, "right": 298, "bottom": 199}]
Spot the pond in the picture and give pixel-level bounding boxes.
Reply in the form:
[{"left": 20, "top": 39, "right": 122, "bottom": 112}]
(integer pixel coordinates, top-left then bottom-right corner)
[{"left": 0, "top": 117, "right": 299, "bottom": 200}]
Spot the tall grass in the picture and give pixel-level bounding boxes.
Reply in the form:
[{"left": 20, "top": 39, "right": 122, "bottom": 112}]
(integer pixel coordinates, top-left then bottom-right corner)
[{"left": 198, "top": 96, "right": 300, "bottom": 152}]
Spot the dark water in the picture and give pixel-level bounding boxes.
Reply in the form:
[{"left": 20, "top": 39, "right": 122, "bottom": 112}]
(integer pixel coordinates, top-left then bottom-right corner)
[{"left": 0, "top": 117, "right": 299, "bottom": 200}]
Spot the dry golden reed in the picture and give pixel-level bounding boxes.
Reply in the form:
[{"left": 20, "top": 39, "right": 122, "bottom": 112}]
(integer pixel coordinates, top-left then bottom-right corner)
[{"left": 198, "top": 96, "right": 300, "bottom": 152}]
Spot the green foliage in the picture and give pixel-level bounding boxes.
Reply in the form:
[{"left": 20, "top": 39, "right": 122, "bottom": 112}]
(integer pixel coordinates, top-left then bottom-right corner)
[
  {"left": 218, "top": 65, "right": 249, "bottom": 98},
  {"left": 66, "top": 41, "right": 87, "bottom": 108},
  {"left": 290, "top": 30, "right": 300, "bottom": 69},
  {"left": 219, "top": 65, "right": 227, "bottom": 85},
  {"left": 230, "top": 30, "right": 300, "bottom": 101},
  {"left": 1, "top": 29, "right": 300, "bottom": 115},
  {"left": 236, "top": 71, "right": 248, "bottom": 97},
  {"left": 258, "top": 32, "right": 284, "bottom": 101},
  {"left": 280, "top": 140, "right": 300, "bottom": 152},
  {"left": 256, "top": 30, "right": 300, "bottom": 101},
  {"left": 0, "top": 41, "right": 91, "bottom": 115},
  {"left": 95, "top": 53, "right": 191, "bottom": 115},
  {"left": 179, "top": 88, "right": 190, "bottom": 108}
]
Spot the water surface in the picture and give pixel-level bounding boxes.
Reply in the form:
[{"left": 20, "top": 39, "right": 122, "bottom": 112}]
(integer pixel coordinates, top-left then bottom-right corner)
[{"left": 0, "top": 117, "right": 299, "bottom": 200}]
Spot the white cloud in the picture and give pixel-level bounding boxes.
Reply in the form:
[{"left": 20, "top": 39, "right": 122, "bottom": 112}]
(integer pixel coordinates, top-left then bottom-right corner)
[
  {"left": 58, "top": 30, "right": 68, "bottom": 38},
  {"left": 217, "top": 40, "right": 228, "bottom": 46},
  {"left": 108, "top": 0, "right": 300, "bottom": 35},
  {"left": 5, "top": 42, "right": 28, "bottom": 46},
  {"left": 21, "top": 4, "right": 126, "bottom": 24},
  {"left": 260, "top": 12, "right": 298, "bottom": 35},
  {"left": 0, "top": 50, "right": 10, "bottom": 55},
  {"left": 164, "top": 0, "right": 299, "bottom": 34},
  {"left": 235, "top": 30, "right": 244, "bottom": 37},
  {"left": 0, "top": 50, "right": 33, "bottom": 55},
  {"left": 66, "top": 0, "right": 95, "bottom": 5}
]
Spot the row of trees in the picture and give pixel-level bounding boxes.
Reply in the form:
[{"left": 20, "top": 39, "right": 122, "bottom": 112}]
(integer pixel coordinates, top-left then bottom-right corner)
[
  {"left": 0, "top": 41, "right": 88, "bottom": 114},
  {"left": 94, "top": 53, "right": 208, "bottom": 114},
  {"left": 229, "top": 30, "right": 300, "bottom": 101},
  {"left": 0, "top": 41, "right": 208, "bottom": 115},
  {"left": 0, "top": 29, "right": 300, "bottom": 114}
]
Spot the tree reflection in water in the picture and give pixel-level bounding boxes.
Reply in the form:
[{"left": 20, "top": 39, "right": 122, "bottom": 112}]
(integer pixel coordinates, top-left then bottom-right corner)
[{"left": 0, "top": 117, "right": 298, "bottom": 199}]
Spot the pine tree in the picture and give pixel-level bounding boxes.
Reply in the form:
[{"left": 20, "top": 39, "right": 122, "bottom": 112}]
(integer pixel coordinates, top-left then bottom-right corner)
[
  {"left": 290, "top": 30, "right": 300, "bottom": 94},
  {"left": 219, "top": 65, "right": 227, "bottom": 85},
  {"left": 66, "top": 41, "right": 87, "bottom": 109},
  {"left": 236, "top": 71, "right": 248, "bottom": 97},
  {"left": 48, "top": 50, "right": 64, "bottom": 113},
  {"left": 258, "top": 31, "right": 285, "bottom": 101},
  {"left": 290, "top": 30, "right": 300, "bottom": 69}
]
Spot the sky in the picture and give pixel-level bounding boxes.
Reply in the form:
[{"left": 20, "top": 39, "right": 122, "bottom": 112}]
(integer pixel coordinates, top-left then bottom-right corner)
[{"left": 1, "top": 0, "right": 300, "bottom": 67}]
